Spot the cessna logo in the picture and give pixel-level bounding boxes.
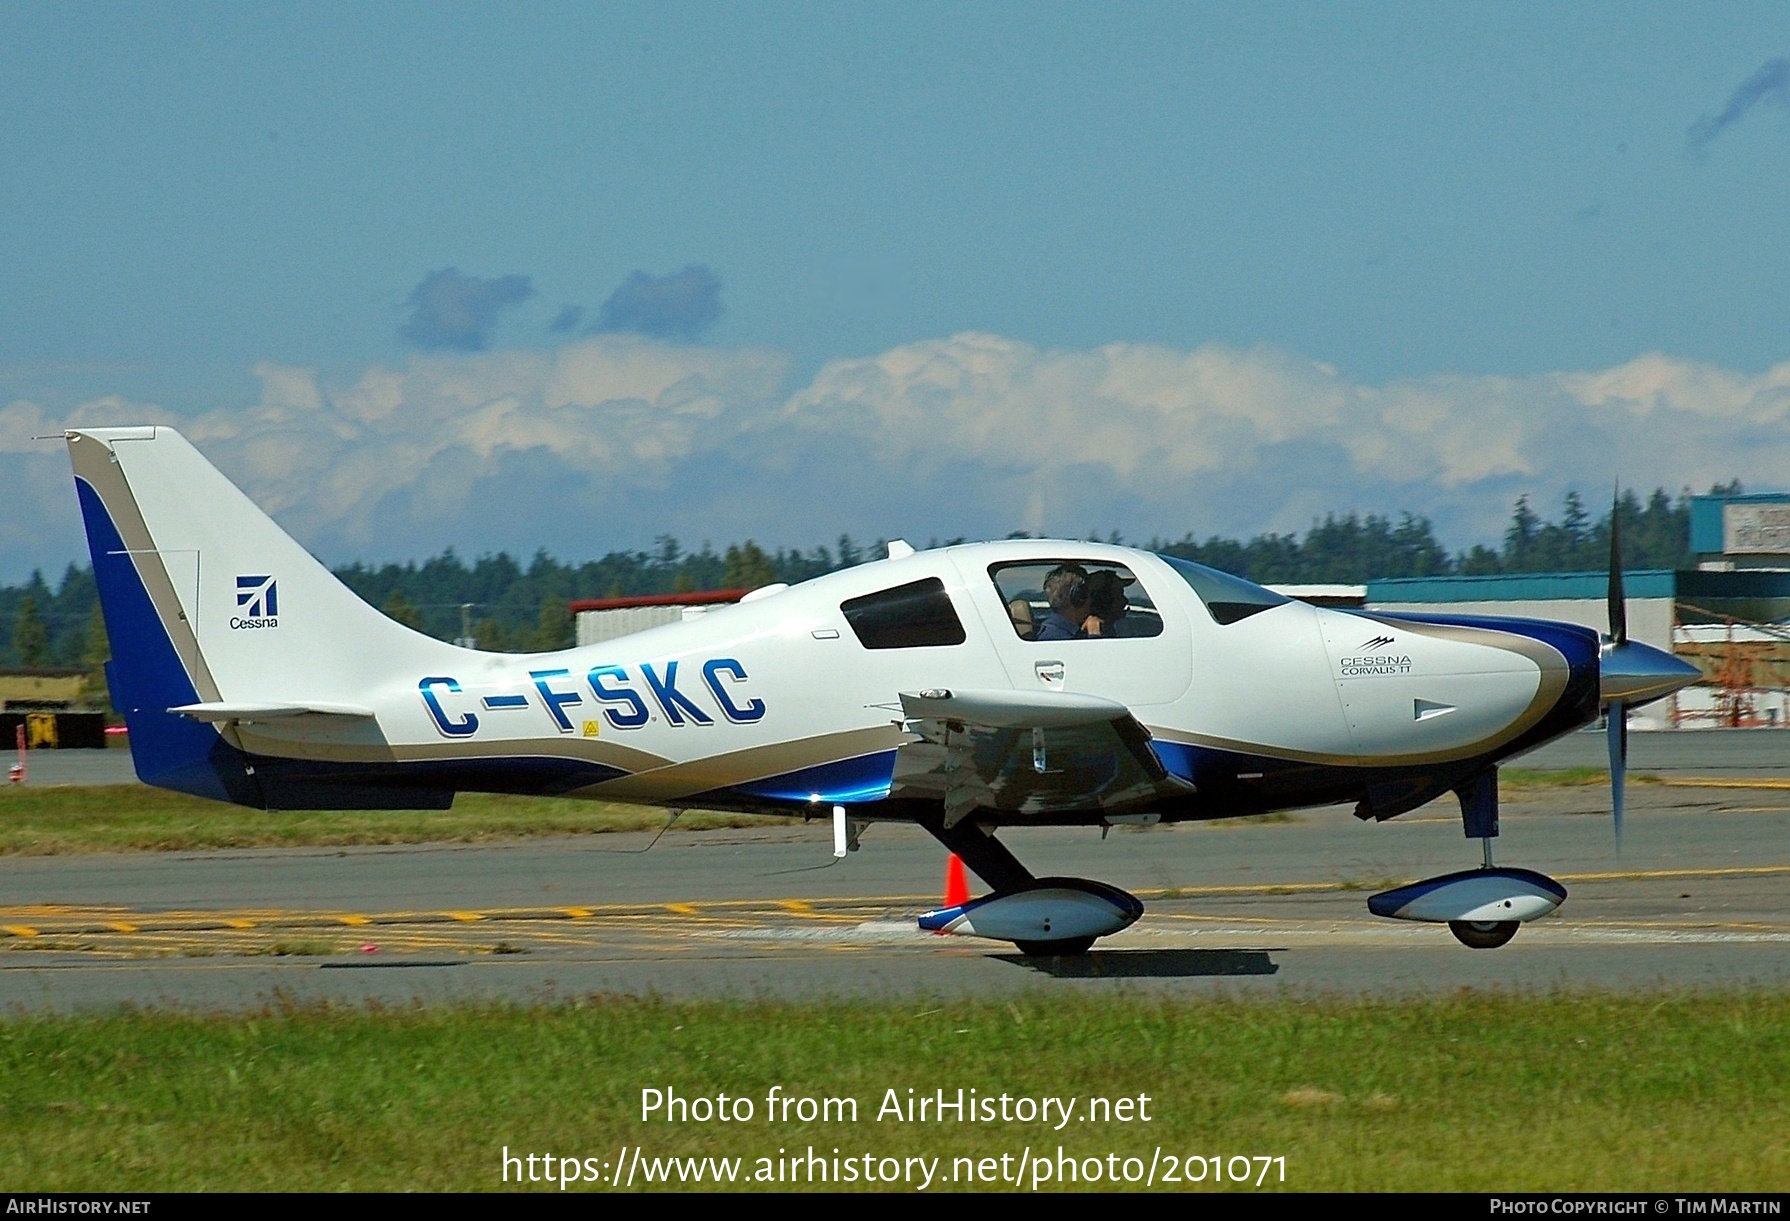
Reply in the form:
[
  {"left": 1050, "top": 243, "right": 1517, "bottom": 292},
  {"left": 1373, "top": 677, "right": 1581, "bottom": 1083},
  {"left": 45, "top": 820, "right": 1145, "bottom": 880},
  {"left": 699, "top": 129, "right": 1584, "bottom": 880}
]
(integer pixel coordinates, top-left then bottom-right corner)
[
  {"left": 1341, "top": 634, "right": 1411, "bottom": 676},
  {"left": 232, "top": 574, "right": 279, "bottom": 629}
]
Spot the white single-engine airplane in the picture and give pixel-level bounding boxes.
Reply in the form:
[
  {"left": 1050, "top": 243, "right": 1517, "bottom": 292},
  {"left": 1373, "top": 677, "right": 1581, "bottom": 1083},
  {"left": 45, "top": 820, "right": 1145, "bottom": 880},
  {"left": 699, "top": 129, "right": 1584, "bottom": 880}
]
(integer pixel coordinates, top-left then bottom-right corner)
[{"left": 65, "top": 426, "right": 1700, "bottom": 954}]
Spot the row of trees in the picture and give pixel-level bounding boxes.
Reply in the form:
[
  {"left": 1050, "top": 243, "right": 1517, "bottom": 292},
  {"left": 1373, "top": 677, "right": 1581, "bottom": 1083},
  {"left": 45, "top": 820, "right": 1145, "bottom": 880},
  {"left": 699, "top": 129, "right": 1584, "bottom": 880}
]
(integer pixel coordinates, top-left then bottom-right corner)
[
  {"left": 0, "top": 484, "right": 1730, "bottom": 668},
  {"left": 1149, "top": 485, "right": 1709, "bottom": 585},
  {"left": 331, "top": 536, "right": 881, "bottom": 651},
  {"left": 5, "top": 565, "right": 104, "bottom": 672}
]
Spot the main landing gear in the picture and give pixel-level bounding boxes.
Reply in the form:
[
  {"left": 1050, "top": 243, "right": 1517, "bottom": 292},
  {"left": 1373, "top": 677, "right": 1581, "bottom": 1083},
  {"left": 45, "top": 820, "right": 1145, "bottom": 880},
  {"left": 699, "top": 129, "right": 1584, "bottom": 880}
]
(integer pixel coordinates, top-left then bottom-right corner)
[
  {"left": 912, "top": 810, "right": 1141, "bottom": 956},
  {"left": 1367, "top": 770, "right": 1568, "bottom": 948}
]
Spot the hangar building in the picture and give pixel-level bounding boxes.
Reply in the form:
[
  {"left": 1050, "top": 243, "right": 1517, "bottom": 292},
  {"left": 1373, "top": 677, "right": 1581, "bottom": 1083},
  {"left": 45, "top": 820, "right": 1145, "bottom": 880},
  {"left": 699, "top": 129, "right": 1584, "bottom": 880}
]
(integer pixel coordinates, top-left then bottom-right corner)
[{"left": 571, "top": 590, "right": 749, "bottom": 647}]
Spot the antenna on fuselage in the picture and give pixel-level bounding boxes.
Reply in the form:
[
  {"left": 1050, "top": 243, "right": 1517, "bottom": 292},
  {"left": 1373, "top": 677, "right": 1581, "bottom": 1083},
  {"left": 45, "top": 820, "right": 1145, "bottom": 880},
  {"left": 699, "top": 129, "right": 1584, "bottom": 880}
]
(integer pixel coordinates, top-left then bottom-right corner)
[
  {"left": 594, "top": 807, "right": 683, "bottom": 855},
  {"left": 761, "top": 806, "right": 860, "bottom": 875}
]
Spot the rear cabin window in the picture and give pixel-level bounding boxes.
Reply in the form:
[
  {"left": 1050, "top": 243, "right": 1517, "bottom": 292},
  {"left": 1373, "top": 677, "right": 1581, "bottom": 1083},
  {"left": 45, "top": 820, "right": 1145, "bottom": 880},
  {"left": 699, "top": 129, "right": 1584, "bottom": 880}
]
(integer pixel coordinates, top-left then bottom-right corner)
[
  {"left": 988, "top": 561, "right": 1165, "bottom": 641},
  {"left": 840, "top": 578, "right": 967, "bottom": 649}
]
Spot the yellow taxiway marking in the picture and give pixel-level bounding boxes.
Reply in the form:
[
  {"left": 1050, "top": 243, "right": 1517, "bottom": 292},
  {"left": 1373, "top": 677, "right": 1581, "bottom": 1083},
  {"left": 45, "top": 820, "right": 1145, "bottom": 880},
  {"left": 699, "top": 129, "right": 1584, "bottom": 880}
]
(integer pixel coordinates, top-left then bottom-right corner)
[
  {"left": 1135, "top": 864, "right": 1790, "bottom": 898},
  {"left": 1557, "top": 864, "right": 1790, "bottom": 884},
  {"left": 1136, "top": 882, "right": 1339, "bottom": 898},
  {"left": 4, "top": 862, "right": 1790, "bottom": 943},
  {"left": 1658, "top": 778, "right": 1790, "bottom": 791},
  {"left": 19, "top": 903, "right": 1790, "bottom": 961}
]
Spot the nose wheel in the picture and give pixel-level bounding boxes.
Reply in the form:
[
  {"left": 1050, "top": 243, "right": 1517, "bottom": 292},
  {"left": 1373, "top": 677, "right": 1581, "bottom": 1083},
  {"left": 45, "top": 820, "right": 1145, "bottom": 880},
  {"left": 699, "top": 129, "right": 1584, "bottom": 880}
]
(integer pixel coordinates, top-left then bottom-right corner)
[
  {"left": 1447, "top": 773, "right": 1526, "bottom": 950},
  {"left": 1448, "top": 919, "right": 1519, "bottom": 950}
]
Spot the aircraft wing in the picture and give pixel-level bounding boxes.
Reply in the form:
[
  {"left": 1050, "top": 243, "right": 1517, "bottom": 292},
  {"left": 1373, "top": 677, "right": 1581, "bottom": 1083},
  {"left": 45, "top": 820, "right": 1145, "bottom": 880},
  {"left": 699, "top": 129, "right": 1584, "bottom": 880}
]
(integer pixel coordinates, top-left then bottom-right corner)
[{"left": 892, "top": 688, "right": 1193, "bottom": 827}]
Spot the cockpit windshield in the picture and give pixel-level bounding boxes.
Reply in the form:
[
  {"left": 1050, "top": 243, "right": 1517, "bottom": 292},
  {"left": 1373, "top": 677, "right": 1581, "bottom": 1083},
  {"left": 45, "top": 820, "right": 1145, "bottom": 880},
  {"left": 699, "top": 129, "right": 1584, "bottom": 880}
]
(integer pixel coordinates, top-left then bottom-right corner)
[{"left": 1156, "top": 554, "right": 1289, "bottom": 625}]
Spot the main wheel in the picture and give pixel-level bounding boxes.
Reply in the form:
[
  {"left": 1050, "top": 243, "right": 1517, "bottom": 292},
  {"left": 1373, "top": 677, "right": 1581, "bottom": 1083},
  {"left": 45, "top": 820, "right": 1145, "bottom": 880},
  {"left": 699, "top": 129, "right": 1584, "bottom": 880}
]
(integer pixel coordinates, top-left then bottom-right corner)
[
  {"left": 1014, "top": 936, "right": 1097, "bottom": 957},
  {"left": 1449, "top": 920, "right": 1519, "bottom": 949}
]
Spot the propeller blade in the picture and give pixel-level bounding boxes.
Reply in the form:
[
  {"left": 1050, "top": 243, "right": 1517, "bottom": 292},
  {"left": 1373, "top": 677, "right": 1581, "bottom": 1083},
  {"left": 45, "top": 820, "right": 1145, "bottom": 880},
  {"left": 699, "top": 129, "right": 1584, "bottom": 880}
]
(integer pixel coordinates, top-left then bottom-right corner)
[
  {"left": 1606, "top": 484, "right": 1631, "bottom": 852},
  {"left": 1607, "top": 698, "right": 1627, "bottom": 852},
  {"left": 1607, "top": 485, "right": 1627, "bottom": 648}
]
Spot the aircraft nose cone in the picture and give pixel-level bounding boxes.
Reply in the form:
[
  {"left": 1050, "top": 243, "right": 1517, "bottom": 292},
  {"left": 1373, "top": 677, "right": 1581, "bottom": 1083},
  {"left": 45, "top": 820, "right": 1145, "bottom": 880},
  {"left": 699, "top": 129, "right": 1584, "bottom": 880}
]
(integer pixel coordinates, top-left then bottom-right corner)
[{"left": 1600, "top": 640, "right": 1702, "bottom": 705}]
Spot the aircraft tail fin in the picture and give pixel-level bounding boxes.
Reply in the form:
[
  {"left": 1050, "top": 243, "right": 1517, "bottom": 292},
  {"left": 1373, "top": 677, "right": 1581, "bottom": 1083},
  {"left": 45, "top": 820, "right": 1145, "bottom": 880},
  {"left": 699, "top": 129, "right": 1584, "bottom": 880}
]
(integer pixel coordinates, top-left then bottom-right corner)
[{"left": 66, "top": 426, "right": 459, "bottom": 801}]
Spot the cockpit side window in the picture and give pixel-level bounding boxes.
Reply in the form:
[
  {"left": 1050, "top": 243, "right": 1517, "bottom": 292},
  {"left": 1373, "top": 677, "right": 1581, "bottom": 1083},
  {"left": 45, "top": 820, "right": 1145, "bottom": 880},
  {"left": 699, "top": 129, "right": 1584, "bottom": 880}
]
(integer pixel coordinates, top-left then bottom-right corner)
[
  {"left": 987, "top": 561, "right": 1165, "bottom": 640},
  {"left": 840, "top": 578, "right": 967, "bottom": 649},
  {"left": 1156, "top": 554, "right": 1289, "bottom": 625}
]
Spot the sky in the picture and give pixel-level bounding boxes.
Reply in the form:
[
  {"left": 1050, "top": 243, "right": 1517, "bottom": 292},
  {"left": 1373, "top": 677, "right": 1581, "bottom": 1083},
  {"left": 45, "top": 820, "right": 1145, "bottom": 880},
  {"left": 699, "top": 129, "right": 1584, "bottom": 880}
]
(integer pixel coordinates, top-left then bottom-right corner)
[{"left": 3, "top": 3, "right": 1789, "bottom": 581}]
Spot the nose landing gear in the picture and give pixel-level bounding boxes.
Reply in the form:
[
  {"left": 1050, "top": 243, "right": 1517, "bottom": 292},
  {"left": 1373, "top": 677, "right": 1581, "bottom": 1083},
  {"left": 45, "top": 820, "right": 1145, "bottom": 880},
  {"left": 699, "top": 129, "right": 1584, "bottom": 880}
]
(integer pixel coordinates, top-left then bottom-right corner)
[
  {"left": 1367, "top": 770, "right": 1567, "bottom": 949},
  {"left": 1447, "top": 919, "right": 1520, "bottom": 950}
]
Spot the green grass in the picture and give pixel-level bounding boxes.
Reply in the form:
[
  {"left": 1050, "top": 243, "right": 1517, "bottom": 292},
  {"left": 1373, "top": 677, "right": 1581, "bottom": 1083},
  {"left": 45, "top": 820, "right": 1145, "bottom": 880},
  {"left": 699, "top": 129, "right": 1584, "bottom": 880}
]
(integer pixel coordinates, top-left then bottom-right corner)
[
  {"left": 0, "top": 785, "right": 787, "bottom": 855},
  {"left": 2, "top": 992, "right": 1788, "bottom": 1191},
  {"left": 1501, "top": 767, "right": 1646, "bottom": 788}
]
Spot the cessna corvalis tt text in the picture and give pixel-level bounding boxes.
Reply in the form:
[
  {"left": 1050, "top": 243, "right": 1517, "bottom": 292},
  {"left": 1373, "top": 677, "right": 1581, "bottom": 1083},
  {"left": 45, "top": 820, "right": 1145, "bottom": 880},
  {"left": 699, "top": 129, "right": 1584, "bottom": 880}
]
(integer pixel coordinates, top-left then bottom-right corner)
[{"left": 66, "top": 427, "right": 1698, "bottom": 954}]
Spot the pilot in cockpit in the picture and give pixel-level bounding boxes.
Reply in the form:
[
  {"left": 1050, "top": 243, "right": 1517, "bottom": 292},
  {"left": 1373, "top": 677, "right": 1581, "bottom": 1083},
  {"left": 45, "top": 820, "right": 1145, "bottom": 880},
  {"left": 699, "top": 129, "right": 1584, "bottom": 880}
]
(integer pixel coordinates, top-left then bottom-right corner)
[
  {"left": 1034, "top": 564, "right": 1091, "bottom": 641},
  {"left": 1083, "top": 569, "right": 1135, "bottom": 637}
]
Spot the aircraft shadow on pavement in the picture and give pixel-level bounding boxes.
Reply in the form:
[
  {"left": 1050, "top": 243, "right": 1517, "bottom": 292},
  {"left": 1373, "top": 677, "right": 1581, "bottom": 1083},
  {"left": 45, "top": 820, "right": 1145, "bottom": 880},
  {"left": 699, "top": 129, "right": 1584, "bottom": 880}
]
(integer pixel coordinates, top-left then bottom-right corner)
[{"left": 992, "top": 948, "right": 1279, "bottom": 979}]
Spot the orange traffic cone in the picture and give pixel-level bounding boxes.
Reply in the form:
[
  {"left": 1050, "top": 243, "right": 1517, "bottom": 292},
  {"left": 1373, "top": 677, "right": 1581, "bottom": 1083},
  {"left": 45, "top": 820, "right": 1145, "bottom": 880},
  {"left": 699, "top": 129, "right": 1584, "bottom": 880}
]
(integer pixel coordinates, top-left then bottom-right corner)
[{"left": 943, "top": 853, "right": 970, "bottom": 908}]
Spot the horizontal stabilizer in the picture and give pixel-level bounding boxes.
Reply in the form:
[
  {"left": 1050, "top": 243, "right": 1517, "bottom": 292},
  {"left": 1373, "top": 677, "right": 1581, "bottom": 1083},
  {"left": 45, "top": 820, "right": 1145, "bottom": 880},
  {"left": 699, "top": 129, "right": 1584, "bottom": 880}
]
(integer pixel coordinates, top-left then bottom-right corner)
[{"left": 168, "top": 701, "right": 376, "bottom": 722}]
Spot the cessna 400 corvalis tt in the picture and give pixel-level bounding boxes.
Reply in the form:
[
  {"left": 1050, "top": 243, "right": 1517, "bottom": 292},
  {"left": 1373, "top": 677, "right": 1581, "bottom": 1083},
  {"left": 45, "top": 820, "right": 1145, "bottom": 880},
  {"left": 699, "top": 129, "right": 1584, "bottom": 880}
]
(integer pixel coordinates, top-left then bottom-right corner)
[{"left": 65, "top": 426, "right": 1700, "bottom": 954}]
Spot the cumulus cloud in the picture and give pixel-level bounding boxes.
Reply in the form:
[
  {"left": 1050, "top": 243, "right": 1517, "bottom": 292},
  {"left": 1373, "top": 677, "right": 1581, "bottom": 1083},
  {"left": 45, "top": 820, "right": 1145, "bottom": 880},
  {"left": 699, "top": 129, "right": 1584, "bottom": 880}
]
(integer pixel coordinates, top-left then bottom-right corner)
[
  {"left": 781, "top": 336, "right": 1789, "bottom": 544},
  {"left": 547, "top": 305, "right": 584, "bottom": 335},
  {"left": 170, "top": 337, "right": 790, "bottom": 557},
  {"left": 594, "top": 265, "right": 722, "bottom": 340},
  {"left": 399, "top": 267, "right": 534, "bottom": 351},
  {"left": 1688, "top": 57, "right": 1790, "bottom": 155},
  {"left": 4, "top": 333, "right": 1788, "bottom": 579}
]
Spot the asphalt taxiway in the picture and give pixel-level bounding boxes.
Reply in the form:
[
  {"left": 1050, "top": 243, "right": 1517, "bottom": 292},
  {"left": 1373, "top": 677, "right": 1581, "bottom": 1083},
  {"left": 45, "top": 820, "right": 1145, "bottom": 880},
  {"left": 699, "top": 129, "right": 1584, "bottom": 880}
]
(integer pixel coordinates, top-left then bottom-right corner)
[{"left": 3, "top": 748, "right": 1789, "bottom": 1010}]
